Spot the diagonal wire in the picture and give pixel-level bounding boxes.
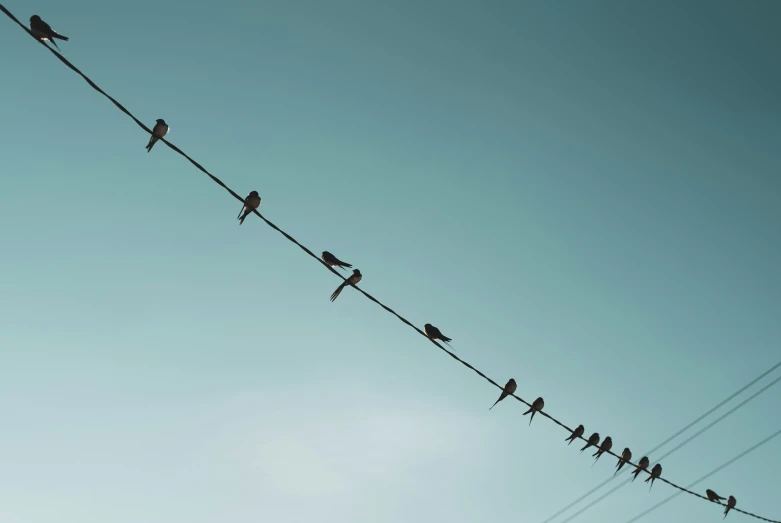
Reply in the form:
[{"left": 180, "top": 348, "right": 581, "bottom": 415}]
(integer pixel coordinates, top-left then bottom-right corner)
[
  {"left": 542, "top": 361, "right": 781, "bottom": 523},
  {"left": 1, "top": 5, "right": 778, "bottom": 522},
  {"left": 556, "top": 374, "right": 781, "bottom": 523},
  {"left": 623, "top": 427, "right": 781, "bottom": 523}
]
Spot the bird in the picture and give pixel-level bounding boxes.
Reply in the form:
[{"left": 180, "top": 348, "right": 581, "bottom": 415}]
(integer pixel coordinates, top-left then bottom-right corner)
[
  {"left": 237, "top": 191, "right": 261, "bottom": 225},
  {"left": 29, "top": 15, "right": 69, "bottom": 52},
  {"left": 566, "top": 424, "right": 585, "bottom": 445},
  {"left": 615, "top": 447, "right": 632, "bottom": 475},
  {"left": 581, "top": 432, "right": 600, "bottom": 453},
  {"left": 330, "top": 269, "right": 362, "bottom": 302},
  {"left": 631, "top": 456, "right": 650, "bottom": 481},
  {"left": 644, "top": 463, "right": 662, "bottom": 490},
  {"left": 724, "top": 496, "right": 736, "bottom": 519},
  {"left": 523, "top": 397, "right": 544, "bottom": 425},
  {"left": 145, "top": 119, "right": 169, "bottom": 152},
  {"left": 592, "top": 436, "right": 613, "bottom": 463},
  {"left": 489, "top": 379, "right": 517, "bottom": 410},
  {"left": 706, "top": 489, "right": 726, "bottom": 502},
  {"left": 321, "top": 251, "right": 352, "bottom": 270},
  {"left": 424, "top": 324, "right": 452, "bottom": 346}
]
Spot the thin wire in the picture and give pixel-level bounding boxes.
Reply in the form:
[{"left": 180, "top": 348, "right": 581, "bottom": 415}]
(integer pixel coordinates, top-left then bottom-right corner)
[
  {"left": 623, "top": 427, "right": 781, "bottom": 523},
  {"left": 2, "top": 5, "right": 778, "bottom": 521},
  {"left": 556, "top": 374, "right": 781, "bottom": 523},
  {"left": 542, "top": 361, "right": 781, "bottom": 523}
]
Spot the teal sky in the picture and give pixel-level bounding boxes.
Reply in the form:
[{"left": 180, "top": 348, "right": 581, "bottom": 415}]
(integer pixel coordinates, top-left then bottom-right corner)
[{"left": 1, "top": 1, "right": 780, "bottom": 522}]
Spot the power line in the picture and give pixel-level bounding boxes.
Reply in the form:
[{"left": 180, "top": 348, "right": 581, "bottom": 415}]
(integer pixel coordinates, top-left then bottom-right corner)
[
  {"left": 542, "top": 361, "right": 781, "bottom": 523},
  {"left": 1, "top": 5, "right": 778, "bottom": 522},
  {"left": 623, "top": 427, "right": 781, "bottom": 523},
  {"left": 556, "top": 374, "right": 781, "bottom": 523}
]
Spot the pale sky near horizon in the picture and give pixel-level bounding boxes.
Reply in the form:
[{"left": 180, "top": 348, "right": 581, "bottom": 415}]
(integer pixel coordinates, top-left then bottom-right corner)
[{"left": 1, "top": 1, "right": 780, "bottom": 523}]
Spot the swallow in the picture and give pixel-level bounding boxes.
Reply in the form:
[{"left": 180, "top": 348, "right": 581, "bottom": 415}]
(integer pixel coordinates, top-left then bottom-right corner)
[
  {"left": 489, "top": 378, "right": 517, "bottom": 410},
  {"left": 424, "top": 324, "right": 452, "bottom": 346},
  {"left": 615, "top": 447, "right": 632, "bottom": 475},
  {"left": 330, "top": 269, "right": 362, "bottom": 302},
  {"left": 706, "top": 489, "right": 726, "bottom": 502},
  {"left": 724, "top": 496, "right": 736, "bottom": 519},
  {"left": 29, "top": 15, "right": 69, "bottom": 52},
  {"left": 566, "top": 424, "right": 585, "bottom": 445},
  {"left": 145, "top": 119, "right": 169, "bottom": 152},
  {"left": 237, "top": 191, "right": 261, "bottom": 224},
  {"left": 321, "top": 251, "right": 352, "bottom": 270},
  {"left": 523, "top": 397, "right": 544, "bottom": 425},
  {"left": 581, "top": 432, "right": 600, "bottom": 453},
  {"left": 644, "top": 463, "right": 662, "bottom": 490},
  {"left": 592, "top": 436, "right": 613, "bottom": 463},
  {"left": 631, "top": 456, "right": 650, "bottom": 481}
]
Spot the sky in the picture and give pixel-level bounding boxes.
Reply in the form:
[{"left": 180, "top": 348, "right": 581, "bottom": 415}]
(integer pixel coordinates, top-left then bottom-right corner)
[{"left": 1, "top": 1, "right": 780, "bottom": 522}]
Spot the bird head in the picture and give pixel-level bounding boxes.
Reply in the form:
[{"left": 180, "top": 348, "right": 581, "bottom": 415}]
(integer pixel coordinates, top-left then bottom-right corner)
[
  {"left": 156, "top": 119, "right": 166, "bottom": 125},
  {"left": 353, "top": 269, "right": 361, "bottom": 275},
  {"left": 30, "top": 15, "right": 41, "bottom": 22},
  {"left": 623, "top": 447, "right": 631, "bottom": 457},
  {"left": 249, "top": 191, "right": 259, "bottom": 197}
]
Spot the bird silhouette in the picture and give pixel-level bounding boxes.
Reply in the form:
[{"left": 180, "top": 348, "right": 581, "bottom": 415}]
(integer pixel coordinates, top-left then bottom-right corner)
[
  {"left": 29, "top": 15, "right": 69, "bottom": 52},
  {"left": 566, "top": 424, "right": 585, "bottom": 445},
  {"left": 237, "top": 191, "right": 261, "bottom": 225},
  {"left": 644, "top": 463, "right": 662, "bottom": 490},
  {"left": 724, "top": 496, "right": 736, "bottom": 519},
  {"left": 581, "top": 432, "right": 600, "bottom": 453},
  {"left": 145, "top": 119, "right": 169, "bottom": 152},
  {"left": 489, "top": 379, "right": 517, "bottom": 410},
  {"left": 424, "top": 323, "right": 452, "bottom": 346},
  {"left": 330, "top": 269, "right": 362, "bottom": 302},
  {"left": 615, "top": 447, "right": 632, "bottom": 475},
  {"left": 592, "top": 436, "right": 613, "bottom": 463},
  {"left": 706, "top": 489, "right": 726, "bottom": 502},
  {"left": 321, "top": 251, "right": 352, "bottom": 270},
  {"left": 631, "top": 456, "right": 650, "bottom": 481},
  {"left": 523, "top": 397, "right": 544, "bottom": 425}
]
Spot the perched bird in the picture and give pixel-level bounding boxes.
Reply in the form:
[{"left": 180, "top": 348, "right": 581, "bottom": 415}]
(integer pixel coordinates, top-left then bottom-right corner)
[
  {"left": 29, "top": 15, "right": 69, "bottom": 51},
  {"left": 724, "top": 496, "right": 736, "bottom": 519},
  {"left": 581, "top": 432, "right": 600, "bottom": 453},
  {"left": 706, "top": 489, "right": 726, "bottom": 502},
  {"left": 489, "top": 379, "right": 517, "bottom": 410},
  {"left": 644, "top": 463, "right": 662, "bottom": 490},
  {"left": 330, "top": 269, "right": 362, "bottom": 302},
  {"left": 615, "top": 447, "right": 632, "bottom": 475},
  {"left": 592, "top": 436, "right": 613, "bottom": 463},
  {"left": 566, "top": 424, "right": 585, "bottom": 445},
  {"left": 523, "top": 397, "right": 544, "bottom": 425},
  {"left": 321, "top": 251, "right": 352, "bottom": 270},
  {"left": 237, "top": 191, "right": 261, "bottom": 225},
  {"left": 145, "top": 119, "right": 169, "bottom": 152},
  {"left": 424, "top": 323, "right": 452, "bottom": 345},
  {"left": 631, "top": 456, "right": 650, "bottom": 481}
]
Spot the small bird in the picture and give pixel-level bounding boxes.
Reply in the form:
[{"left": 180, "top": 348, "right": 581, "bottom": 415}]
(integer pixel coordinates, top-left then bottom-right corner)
[
  {"left": 706, "top": 489, "right": 726, "bottom": 502},
  {"left": 644, "top": 463, "right": 662, "bottom": 490},
  {"left": 615, "top": 447, "right": 632, "bottom": 475},
  {"left": 724, "top": 496, "right": 736, "bottom": 519},
  {"left": 489, "top": 379, "right": 517, "bottom": 410},
  {"left": 631, "top": 456, "right": 650, "bottom": 481},
  {"left": 523, "top": 397, "right": 544, "bottom": 425},
  {"left": 145, "top": 119, "right": 169, "bottom": 152},
  {"left": 321, "top": 251, "right": 352, "bottom": 270},
  {"left": 424, "top": 323, "right": 452, "bottom": 345},
  {"left": 330, "top": 269, "right": 362, "bottom": 302},
  {"left": 237, "top": 191, "right": 261, "bottom": 225},
  {"left": 566, "top": 424, "right": 585, "bottom": 445},
  {"left": 581, "top": 432, "right": 600, "bottom": 453},
  {"left": 592, "top": 436, "right": 613, "bottom": 463},
  {"left": 29, "top": 15, "right": 69, "bottom": 52}
]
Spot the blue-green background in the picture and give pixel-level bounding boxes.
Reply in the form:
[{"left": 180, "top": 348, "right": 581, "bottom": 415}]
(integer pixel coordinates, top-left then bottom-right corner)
[{"left": 1, "top": 1, "right": 779, "bottom": 522}]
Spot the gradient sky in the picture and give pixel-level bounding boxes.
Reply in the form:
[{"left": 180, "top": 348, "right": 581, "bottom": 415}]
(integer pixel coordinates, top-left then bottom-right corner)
[{"left": 1, "top": 1, "right": 780, "bottom": 523}]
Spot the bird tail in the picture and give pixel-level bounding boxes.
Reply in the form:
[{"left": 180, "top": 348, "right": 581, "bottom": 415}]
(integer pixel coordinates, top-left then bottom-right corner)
[
  {"left": 441, "top": 335, "right": 452, "bottom": 343},
  {"left": 580, "top": 445, "right": 588, "bottom": 453},
  {"left": 523, "top": 408, "right": 531, "bottom": 416},
  {"left": 528, "top": 411, "right": 535, "bottom": 425},
  {"left": 239, "top": 211, "right": 250, "bottom": 225},
  {"left": 644, "top": 475, "right": 651, "bottom": 483},
  {"left": 52, "top": 32, "right": 69, "bottom": 40},
  {"left": 330, "top": 283, "right": 346, "bottom": 302},
  {"left": 631, "top": 469, "right": 640, "bottom": 481},
  {"left": 566, "top": 436, "right": 575, "bottom": 445},
  {"left": 592, "top": 449, "right": 600, "bottom": 458},
  {"left": 48, "top": 37, "right": 61, "bottom": 51},
  {"left": 489, "top": 395, "right": 504, "bottom": 410},
  {"left": 340, "top": 262, "right": 353, "bottom": 269},
  {"left": 648, "top": 479, "right": 655, "bottom": 492},
  {"left": 146, "top": 136, "right": 157, "bottom": 152}
]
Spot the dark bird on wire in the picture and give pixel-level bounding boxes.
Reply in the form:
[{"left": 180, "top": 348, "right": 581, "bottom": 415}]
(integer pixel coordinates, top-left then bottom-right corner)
[
  {"left": 424, "top": 323, "right": 452, "bottom": 346},
  {"left": 581, "top": 432, "right": 600, "bottom": 453},
  {"left": 145, "top": 119, "right": 169, "bottom": 152},
  {"left": 523, "top": 397, "right": 544, "bottom": 425},
  {"left": 29, "top": 15, "right": 69, "bottom": 52},
  {"left": 615, "top": 447, "right": 632, "bottom": 475},
  {"left": 724, "top": 496, "right": 736, "bottom": 519},
  {"left": 592, "top": 436, "right": 612, "bottom": 463},
  {"left": 321, "top": 251, "right": 352, "bottom": 270},
  {"left": 645, "top": 463, "right": 662, "bottom": 490},
  {"left": 489, "top": 378, "right": 517, "bottom": 410},
  {"left": 631, "top": 456, "right": 650, "bottom": 481},
  {"left": 706, "top": 489, "right": 726, "bottom": 502},
  {"left": 566, "top": 424, "right": 584, "bottom": 445},
  {"left": 237, "top": 191, "right": 261, "bottom": 225},
  {"left": 330, "top": 269, "right": 362, "bottom": 302}
]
